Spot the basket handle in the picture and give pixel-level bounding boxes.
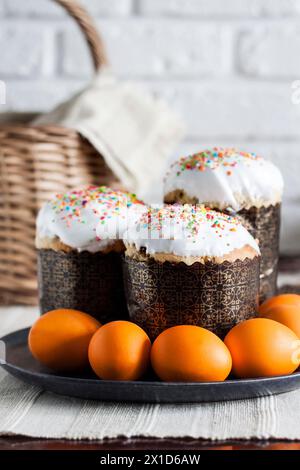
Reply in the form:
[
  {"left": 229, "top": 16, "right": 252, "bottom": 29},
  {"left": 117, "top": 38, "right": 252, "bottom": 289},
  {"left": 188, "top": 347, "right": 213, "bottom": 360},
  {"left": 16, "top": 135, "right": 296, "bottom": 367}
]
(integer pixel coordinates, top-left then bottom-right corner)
[{"left": 54, "top": 0, "right": 108, "bottom": 70}]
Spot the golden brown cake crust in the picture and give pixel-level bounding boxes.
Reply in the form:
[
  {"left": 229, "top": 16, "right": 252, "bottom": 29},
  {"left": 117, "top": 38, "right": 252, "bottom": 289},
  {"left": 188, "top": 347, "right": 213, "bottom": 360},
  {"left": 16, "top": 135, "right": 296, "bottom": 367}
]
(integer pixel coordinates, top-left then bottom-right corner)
[
  {"left": 164, "top": 189, "right": 199, "bottom": 205},
  {"left": 164, "top": 188, "right": 277, "bottom": 210},
  {"left": 125, "top": 243, "right": 259, "bottom": 266},
  {"left": 36, "top": 236, "right": 125, "bottom": 254}
]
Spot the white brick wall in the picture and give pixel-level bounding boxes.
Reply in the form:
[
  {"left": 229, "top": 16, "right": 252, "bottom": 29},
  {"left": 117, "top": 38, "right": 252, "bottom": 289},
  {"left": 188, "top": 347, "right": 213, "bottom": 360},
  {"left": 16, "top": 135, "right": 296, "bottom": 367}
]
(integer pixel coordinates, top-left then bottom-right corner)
[
  {"left": 0, "top": 0, "right": 299, "bottom": 253},
  {"left": 139, "top": 0, "right": 300, "bottom": 17},
  {"left": 5, "top": 0, "right": 133, "bottom": 17},
  {"left": 238, "top": 26, "right": 300, "bottom": 78},
  {"left": 62, "top": 21, "right": 231, "bottom": 78}
]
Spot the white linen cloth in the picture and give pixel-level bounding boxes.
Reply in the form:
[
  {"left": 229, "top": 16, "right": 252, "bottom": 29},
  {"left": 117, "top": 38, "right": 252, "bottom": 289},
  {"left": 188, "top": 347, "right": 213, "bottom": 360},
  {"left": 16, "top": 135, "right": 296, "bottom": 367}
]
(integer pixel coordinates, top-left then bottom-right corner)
[
  {"left": 0, "top": 272, "right": 300, "bottom": 441},
  {"left": 34, "top": 69, "right": 185, "bottom": 200}
]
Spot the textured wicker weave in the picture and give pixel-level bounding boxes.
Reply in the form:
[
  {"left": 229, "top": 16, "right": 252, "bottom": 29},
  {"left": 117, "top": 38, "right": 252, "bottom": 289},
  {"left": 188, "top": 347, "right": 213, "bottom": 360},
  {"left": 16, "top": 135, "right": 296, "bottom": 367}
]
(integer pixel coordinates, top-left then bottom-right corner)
[{"left": 0, "top": 0, "right": 119, "bottom": 306}]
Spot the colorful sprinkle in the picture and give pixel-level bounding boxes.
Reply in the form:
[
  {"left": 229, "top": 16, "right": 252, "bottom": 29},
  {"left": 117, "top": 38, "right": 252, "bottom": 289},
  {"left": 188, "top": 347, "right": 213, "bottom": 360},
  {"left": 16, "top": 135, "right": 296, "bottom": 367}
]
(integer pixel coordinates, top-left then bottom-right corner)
[
  {"left": 51, "top": 185, "right": 144, "bottom": 239},
  {"left": 165, "top": 147, "right": 261, "bottom": 179},
  {"left": 136, "top": 204, "right": 241, "bottom": 242}
]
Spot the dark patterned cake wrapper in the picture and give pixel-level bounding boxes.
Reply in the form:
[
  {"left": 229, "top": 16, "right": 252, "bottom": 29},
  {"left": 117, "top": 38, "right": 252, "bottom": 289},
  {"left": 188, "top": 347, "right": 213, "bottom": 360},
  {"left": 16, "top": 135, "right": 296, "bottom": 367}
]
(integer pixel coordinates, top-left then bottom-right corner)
[
  {"left": 238, "top": 204, "right": 281, "bottom": 303},
  {"left": 38, "top": 249, "right": 128, "bottom": 323},
  {"left": 123, "top": 255, "right": 260, "bottom": 340}
]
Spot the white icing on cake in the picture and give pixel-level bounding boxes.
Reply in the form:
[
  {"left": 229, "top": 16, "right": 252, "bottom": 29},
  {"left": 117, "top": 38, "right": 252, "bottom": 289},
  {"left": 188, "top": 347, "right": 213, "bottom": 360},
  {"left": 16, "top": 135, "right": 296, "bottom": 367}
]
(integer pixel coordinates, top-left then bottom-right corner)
[
  {"left": 124, "top": 204, "right": 260, "bottom": 258},
  {"left": 36, "top": 186, "right": 144, "bottom": 253},
  {"left": 164, "top": 148, "right": 284, "bottom": 211}
]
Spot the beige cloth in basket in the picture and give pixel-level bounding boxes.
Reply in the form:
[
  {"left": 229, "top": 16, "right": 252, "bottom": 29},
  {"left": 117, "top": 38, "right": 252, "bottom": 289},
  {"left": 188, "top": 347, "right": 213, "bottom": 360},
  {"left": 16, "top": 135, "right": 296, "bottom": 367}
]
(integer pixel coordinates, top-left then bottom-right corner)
[{"left": 34, "top": 68, "right": 185, "bottom": 200}]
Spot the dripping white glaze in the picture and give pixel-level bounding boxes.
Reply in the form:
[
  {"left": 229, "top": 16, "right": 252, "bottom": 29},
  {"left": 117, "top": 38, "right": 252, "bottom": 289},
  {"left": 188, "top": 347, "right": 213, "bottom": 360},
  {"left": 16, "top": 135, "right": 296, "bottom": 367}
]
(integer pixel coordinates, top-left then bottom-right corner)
[
  {"left": 37, "top": 186, "right": 144, "bottom": 252},
  {"left": 164, "top": 148, "right": 284, "bottom": 211},
  {"left": 124, "top": 204, "right": 260, "bottom": 258}
]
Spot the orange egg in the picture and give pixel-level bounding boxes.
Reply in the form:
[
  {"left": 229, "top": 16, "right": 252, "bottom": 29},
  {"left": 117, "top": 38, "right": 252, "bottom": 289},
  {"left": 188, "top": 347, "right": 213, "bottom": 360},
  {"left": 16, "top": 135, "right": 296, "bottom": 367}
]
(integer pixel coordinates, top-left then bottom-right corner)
[
  {"left": 258, "top": 294, "right": 300, "bottom": 316},
  {"left": 88, "top": 321, "right": 151, "bottom": 381},
  {"left": 151, "top": 325, "right": 232, "bottom": 382},
  {"left": 259, "top": 304, "right": 300, "bottom": 338},
  {"left": 28, "top": 309, "right": 101, "bottom": 372},
  {"left": 224, "top": 318, "right": 300, "bottom": 378}
]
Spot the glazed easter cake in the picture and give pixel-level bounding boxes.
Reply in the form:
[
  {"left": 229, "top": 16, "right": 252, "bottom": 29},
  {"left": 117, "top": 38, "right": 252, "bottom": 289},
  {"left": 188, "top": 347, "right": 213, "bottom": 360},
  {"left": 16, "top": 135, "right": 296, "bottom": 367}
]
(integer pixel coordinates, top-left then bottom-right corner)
[
  {"left": 123, "top": 204, "right": 260, "bottom": 340},
  {"left": 164, "top": 148, "right": 284, "bottom": 302},
  {"left": 36, "top": 185, "right": 144, "bottom": 323}
]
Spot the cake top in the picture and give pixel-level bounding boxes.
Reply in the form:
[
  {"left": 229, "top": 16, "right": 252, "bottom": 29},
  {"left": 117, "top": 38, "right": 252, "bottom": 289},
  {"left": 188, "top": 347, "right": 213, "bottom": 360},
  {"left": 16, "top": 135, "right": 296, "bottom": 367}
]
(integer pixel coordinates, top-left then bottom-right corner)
[
  {"left": 36, "top": 185, "right": 144, "bottom": 252},
  {"left": 124, "top": 204, "right": 260, "bottom": 259},
  {"left": 164, "top": 148, "right": 284, "bottom": 211}
]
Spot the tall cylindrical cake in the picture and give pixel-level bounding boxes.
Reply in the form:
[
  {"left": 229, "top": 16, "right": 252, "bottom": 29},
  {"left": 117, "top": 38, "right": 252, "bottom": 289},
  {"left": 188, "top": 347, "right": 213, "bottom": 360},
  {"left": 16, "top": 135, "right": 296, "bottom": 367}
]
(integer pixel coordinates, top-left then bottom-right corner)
[
  {"left": 123, "top": 205, "right": 260, "bottom": 340},
  {"left": 36, "top": 186, "right": 144, "bottom": 323},
  {"left": 164, "top": 148, "right": 284, "bottom": 302}
]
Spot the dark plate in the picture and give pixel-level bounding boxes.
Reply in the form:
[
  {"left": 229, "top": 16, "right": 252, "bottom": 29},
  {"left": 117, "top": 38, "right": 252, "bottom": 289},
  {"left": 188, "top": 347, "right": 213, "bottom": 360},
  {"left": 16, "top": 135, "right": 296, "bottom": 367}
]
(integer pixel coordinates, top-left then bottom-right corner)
[{"left": 1, "top": 328, "right": 300, "bottom": 404}]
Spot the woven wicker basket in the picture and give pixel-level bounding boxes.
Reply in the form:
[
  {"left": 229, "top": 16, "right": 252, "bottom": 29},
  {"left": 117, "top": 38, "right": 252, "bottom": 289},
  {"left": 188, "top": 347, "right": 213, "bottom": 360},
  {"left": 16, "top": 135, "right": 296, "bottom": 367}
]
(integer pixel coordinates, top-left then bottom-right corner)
[{"left": 0, "top": 0, "right": 120, "bottom": 306}]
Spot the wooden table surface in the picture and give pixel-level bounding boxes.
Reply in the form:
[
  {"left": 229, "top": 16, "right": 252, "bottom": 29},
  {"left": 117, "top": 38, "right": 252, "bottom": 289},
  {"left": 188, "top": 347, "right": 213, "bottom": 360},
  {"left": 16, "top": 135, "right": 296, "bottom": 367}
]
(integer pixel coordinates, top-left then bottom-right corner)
[
  {"left": 1, "top": 436, "right": 300, "bottom": 450},
  {"left": 0, "top": 256, "right": 299, "bottom": 451}
]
